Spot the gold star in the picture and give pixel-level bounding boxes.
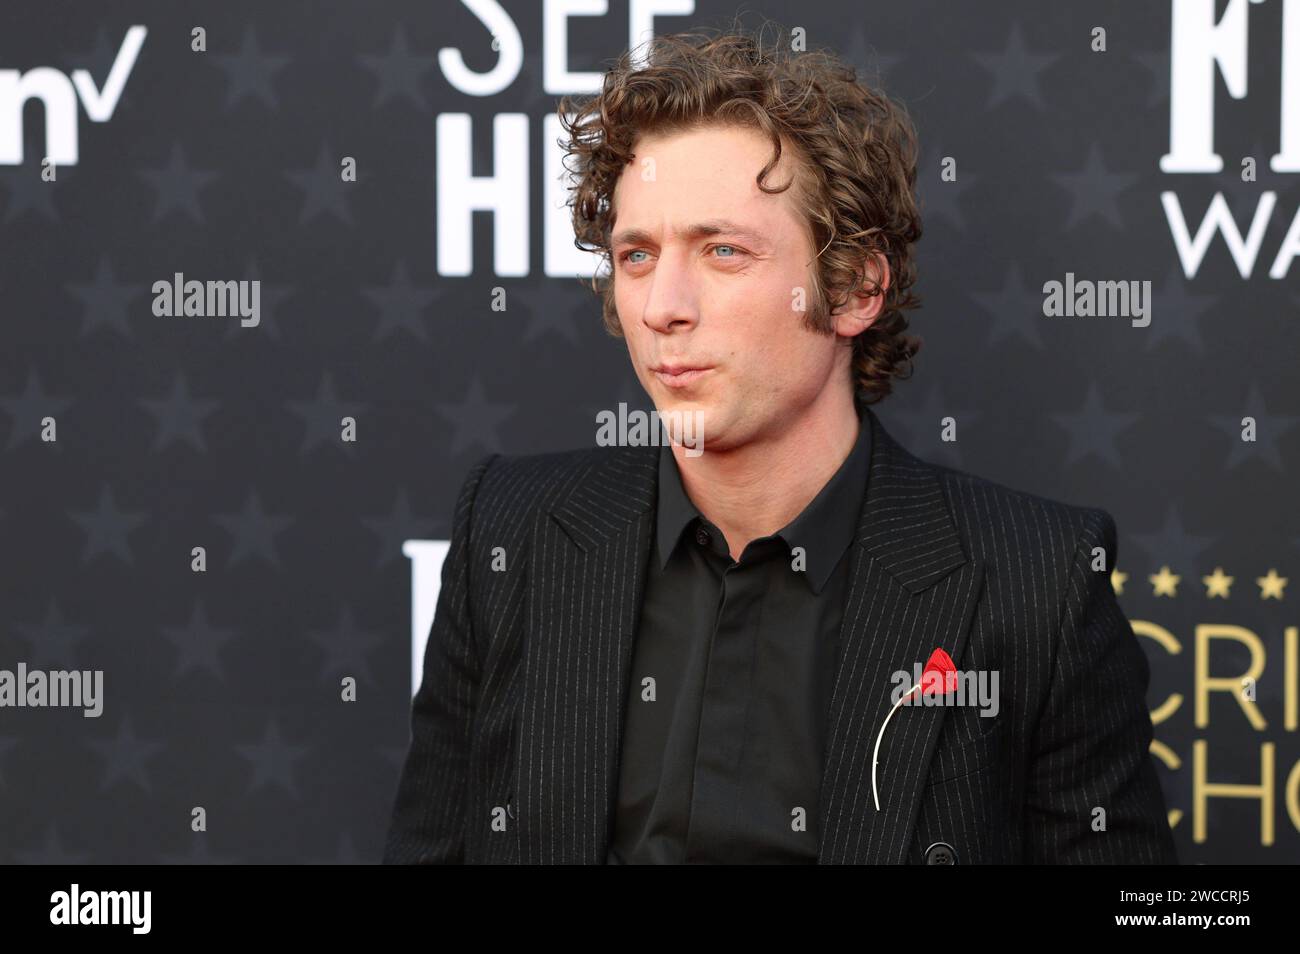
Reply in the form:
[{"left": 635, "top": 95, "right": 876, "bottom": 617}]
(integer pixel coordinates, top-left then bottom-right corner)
[
  {"left": 1111, "top": 568, "right": 1128, "bottom": 595},
  {"left": 1202, "top": 567, "right": 1233, "bottom": 598},
  {"left": 1257, "top": 569, "right": 1288, "bottom": 600},
  {"left": 1150, "top": 565, "right": 1180, "bottom": 597}
]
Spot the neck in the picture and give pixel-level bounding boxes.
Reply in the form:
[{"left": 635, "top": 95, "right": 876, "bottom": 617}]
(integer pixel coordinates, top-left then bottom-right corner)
[{"left": 671, "top": 387, "right": 863, "bottom": 561}]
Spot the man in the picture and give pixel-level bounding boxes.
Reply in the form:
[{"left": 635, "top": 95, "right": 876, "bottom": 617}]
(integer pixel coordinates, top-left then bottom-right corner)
[{"left": 383, "top": 27, "right": 1177, "bottom": 864}]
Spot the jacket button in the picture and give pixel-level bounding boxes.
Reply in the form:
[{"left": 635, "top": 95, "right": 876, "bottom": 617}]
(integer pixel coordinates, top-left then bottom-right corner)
[
  {"left": 695, "top": 526, "right": 710, "bottom": 546},
  {"left": 924, "top": 841, "right": 957, "bottom": 865},
  {"left": 506, "top": 794, "right": 516, "bottom": 820}
]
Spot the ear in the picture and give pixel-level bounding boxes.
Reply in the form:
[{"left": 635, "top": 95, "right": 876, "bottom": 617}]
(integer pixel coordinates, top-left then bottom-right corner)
[{"left": 830, "top": 251, "right": 891, "bottom": 339}]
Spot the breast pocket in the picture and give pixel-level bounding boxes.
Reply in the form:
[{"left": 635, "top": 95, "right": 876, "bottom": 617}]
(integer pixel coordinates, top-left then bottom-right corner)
[{"left": 924, "top": 715, "right": 1003, "bottom": 787}]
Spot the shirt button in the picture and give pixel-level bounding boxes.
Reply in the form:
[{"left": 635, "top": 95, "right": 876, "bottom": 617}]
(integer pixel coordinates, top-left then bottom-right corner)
[{"left": 695, "top": 526, "right": 710, "bottom": 546}]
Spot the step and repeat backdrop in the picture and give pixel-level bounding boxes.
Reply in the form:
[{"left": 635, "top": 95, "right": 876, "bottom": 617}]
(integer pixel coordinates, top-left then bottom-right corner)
[{"left": 0, "top": 0, "right": 1297, "bottom": 864}]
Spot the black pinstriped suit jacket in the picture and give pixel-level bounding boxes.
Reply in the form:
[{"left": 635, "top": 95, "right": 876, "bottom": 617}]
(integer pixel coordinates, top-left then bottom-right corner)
[{"left": 383, "top": 405, "right": 1178, "bottom": 864}]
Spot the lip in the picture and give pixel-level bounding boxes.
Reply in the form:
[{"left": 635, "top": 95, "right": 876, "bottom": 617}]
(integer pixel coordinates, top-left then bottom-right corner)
[{"left": 651, "top": 365, "right": 714, "bottom": 389}]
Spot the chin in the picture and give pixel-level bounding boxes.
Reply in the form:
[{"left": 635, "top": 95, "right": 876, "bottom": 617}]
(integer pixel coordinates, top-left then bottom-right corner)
[{"left": 649, "top": 397, "right": 716, "bottom": 452}]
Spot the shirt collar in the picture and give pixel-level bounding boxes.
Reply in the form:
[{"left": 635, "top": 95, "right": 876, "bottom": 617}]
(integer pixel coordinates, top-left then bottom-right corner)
[
  {"left": 655, "top": 442, "right": 702, "bottom": 569},
  {"left": 654, "top": 402, "right": 872, "bottom": 594}
]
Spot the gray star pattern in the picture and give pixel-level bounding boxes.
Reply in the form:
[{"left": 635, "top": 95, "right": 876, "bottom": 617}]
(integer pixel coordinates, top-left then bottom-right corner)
[
  {"left": 139, "top": 372, "right": 221, "bottom": 452},
  {"left": 436, "top": 377, "right": 517, "bottom": 456},
  {"left": 308, "top": 606, "right": 384, "bottom": 686},
  {"left": 286, "top": 145, "right": 355, "bottom": 224},
  {"left": 361, "top": 489, "right": 442, "bottom": 569},
  {"left": 1207, "top": 384, "right": 1299, "bottom": 471},
  {"left": 1, "top": 370, "right": 74, "bottom": 450},
  {"left": 285, "top": 371, "right": 368, "bottom": 454},
  {"left": 138, "top": 144, "right": 220, "bottom": 223},
  {"left": 363, "top": 261, "right": 437, "bottom": 342},
  {"left": 212, "top": 491, "right": 294, "bottom": 569},
  {"left": 88, "top": 715, "right": 167, "bottom": 794},
  {"left": 358, "top": 26, "right": 434, "bottom": 110},
  {"left": 236, "top": 720, "right": 310, "bottom": 797},
  {"left": 161, "top": 601, "right": 238, "bottom": 679},
  {"left": 1048, "top": 382, "right": 1142, "bottom": 470},
  {"left": 1049, "top": 144, "right": 1139, "bottom": 230},
  {"left": 68, "top": 485, "right": 149, "bottom": 565},
  {"left": 14, "top": 600, "right": 91, "bottom": 669},
  {"left": 211, "top": 26, "right": 291, "bottom": 109},
  {"left": 973, "top": 23, "right": 1060, "bottom": 110},
  {"left": 65, "top": 257, "right": 146, "bottom": 337},
  {"left": 971, "top": 262, "right": 1046, "bottom": 349}
]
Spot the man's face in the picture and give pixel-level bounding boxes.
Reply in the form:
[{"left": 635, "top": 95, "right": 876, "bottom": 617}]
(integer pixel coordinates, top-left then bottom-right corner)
[{"left": 610, "top": 124, "right": 850, "bottom": 452}]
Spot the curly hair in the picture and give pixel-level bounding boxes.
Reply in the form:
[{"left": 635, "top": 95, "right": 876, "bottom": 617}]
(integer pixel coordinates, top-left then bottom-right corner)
[{"left": 556, "top": 18, "right": 923, "bottom": 404}]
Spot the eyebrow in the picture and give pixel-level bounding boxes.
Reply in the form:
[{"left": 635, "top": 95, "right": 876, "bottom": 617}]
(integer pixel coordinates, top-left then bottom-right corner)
[{"left": 610, "top": 219, "right": 768, "bottom": 249}]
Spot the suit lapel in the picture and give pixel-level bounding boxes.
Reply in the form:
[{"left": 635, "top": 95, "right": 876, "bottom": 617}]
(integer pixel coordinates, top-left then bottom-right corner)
[
  {"left": 517, "top": 446, "right": 656, "bottom": 864},
  {"left": 817, "top": 408, "right": 985, "bottom": 863}
]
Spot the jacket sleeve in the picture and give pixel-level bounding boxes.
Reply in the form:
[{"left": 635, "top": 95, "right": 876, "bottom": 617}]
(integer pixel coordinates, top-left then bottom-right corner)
[
  {"left": 1023, "top": 507, "right": 1179, "bottom": 864},
  {"left": 382, "top": 454, "right": 496, "bottom": 864}
]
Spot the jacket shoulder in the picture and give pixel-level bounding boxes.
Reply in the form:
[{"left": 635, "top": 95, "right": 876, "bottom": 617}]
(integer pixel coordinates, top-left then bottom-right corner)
[
  {"left": 474, "top": 444, "right": 651, "bottom": 502},
  {"left": 456, "top": 444, "right": 655, "bottom": 540},
  {"left": 922, "top": 455, "right": 1117, "bottom": 564}
]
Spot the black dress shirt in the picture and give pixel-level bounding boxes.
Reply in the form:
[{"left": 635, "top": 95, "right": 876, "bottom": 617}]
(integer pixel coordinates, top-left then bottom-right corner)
[{"left": 606, "top": 407, "right": 873, "bottom": 863}]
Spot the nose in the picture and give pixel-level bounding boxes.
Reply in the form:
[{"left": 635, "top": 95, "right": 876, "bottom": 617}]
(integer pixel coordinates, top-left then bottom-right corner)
[{"left": 638, "top": 251, "right": 700, "bottom": 335}]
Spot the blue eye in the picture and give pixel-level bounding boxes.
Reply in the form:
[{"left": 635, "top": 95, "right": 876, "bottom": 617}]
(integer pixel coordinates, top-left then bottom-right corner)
[{"left": 619, "top": 245, "right": 743, "bottom": 266}]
